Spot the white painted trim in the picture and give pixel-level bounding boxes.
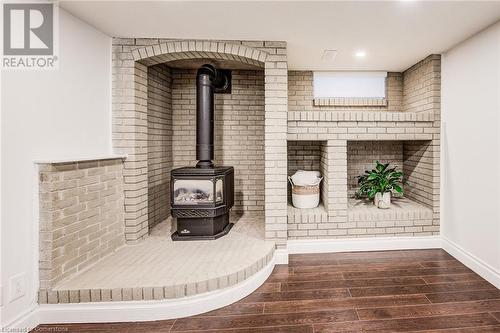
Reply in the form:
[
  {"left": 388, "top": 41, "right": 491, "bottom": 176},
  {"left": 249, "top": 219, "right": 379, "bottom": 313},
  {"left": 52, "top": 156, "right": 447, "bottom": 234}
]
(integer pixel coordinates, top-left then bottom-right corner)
[
  {"left": 33, "top": 154, "right": 127, "bottom": 164},
  {"left": 442, "top": 236, "right": 500, "bottom": 289},
  {"left": 274, "top": 248, "right": 289, "bottom": 264},
  {"left": 1, "top": 305, "right": 39, "bottom": 332},
  {"left": 288, "top": 236, "right": 442, "bottom": 254},
  {"left": 3, "top": 256, "right": 275, "bottom": 329}
]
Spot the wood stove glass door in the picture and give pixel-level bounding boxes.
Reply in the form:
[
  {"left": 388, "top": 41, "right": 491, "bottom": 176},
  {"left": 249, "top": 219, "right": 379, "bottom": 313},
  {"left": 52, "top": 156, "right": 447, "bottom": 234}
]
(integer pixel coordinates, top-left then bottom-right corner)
[
  {"left": 215, "top": 178, "right": 224, "bottom": 203},
  {"left": 173, "top": 179, "right": 214, "bottom": 205}
]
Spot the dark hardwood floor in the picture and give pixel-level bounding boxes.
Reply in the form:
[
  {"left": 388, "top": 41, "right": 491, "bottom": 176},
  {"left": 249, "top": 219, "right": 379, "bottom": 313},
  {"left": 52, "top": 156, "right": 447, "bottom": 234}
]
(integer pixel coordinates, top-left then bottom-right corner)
[{"left": 33, "top": 249, "right": 500, "bottom": 332}]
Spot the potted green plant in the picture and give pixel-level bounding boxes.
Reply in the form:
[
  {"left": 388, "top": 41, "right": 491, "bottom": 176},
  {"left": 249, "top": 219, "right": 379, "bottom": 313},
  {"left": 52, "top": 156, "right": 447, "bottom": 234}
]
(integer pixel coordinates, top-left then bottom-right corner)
[{"left": 355, "top": 161, "right": 404, "bottom": 209}]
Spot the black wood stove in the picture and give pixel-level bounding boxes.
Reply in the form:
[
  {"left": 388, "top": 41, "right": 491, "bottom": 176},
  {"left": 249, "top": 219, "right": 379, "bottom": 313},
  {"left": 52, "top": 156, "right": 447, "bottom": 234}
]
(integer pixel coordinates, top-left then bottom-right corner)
[{"left": 170, "top": 64, "right": 234, "bottom": 241}]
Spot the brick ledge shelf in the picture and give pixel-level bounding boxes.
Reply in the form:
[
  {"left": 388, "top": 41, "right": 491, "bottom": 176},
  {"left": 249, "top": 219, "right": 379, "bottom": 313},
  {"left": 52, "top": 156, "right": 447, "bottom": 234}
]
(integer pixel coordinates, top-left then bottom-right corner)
[
  {"left": 34, "top": 155, "right": 127, "bottom": 164},
  {"left": 288, "top": 111, "right": 434, "bottom": 122},
  {"left": 347, "top": 197, "right": 436, "bottom": 236},
  {"left": 288, "top": 203, "right": 328, "bottom": 224},
  {"left": 348, "top": 197, "right": 432, "bottom": 221},
  {"left": 313, "top": 97, "right": 388, "bottom": 107}
]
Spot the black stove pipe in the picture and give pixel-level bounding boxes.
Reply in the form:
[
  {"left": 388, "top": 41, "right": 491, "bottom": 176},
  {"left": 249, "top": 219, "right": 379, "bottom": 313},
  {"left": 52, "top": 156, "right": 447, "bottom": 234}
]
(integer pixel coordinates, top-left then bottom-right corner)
[{"left": 196, "top": 64, "right": 229, "bottom": 168}]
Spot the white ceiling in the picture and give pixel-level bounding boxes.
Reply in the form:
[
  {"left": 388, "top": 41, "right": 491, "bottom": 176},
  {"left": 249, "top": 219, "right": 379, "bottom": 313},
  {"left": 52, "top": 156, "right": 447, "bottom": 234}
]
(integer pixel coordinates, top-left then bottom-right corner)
[{"left": 61, "top": 1, "right": 500, "bottom": 71}]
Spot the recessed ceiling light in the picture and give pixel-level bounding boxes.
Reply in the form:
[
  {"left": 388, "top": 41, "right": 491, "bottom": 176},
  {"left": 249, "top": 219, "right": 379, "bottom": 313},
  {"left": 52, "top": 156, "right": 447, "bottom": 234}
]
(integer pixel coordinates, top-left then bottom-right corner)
[
  {"left": 321, "top": 49, "right": 337, "bottom": 61},
  {"left": 355, "top": 51, "right": 366, "bottom": 58}
]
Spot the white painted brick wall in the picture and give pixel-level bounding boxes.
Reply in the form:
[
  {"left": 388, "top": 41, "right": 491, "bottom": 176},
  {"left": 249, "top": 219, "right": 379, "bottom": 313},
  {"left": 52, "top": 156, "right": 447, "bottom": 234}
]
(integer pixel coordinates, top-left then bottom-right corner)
[
  {"left": 171, "top": 69, "right": 265, "bottom": 213},
  {"left": 38, "top": 159, "right": 125, "bottom": 290},
  {"left": 147, "top": 64, "right": 172, "bottom": 228}
]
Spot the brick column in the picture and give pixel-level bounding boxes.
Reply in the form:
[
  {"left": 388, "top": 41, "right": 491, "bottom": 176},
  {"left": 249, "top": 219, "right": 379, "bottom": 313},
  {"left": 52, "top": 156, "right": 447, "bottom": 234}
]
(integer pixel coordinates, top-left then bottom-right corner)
[
  {"left": 430, "top": 56, "right": 441, "bottom": 230},
  {"left": 403, "top": 54, "right": 441, "bottom": 231},
  {"left": 263, "top": 42, "right": 288, "bottom": 249},
  {"left": 328, "top": 139, "right": 348, "bottom": 225},
  {"left": 320, "top": 142, "right": 330, "bottom": 211},
  {"left": 112, "top": 40, "right": 149, "bottom": 242}
]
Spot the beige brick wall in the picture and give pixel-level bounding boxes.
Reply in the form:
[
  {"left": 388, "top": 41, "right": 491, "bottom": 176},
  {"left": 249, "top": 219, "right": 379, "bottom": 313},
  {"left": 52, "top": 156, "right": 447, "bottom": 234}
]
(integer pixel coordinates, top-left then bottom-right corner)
[
  {"left": 147, "top": 64, "right": 172, "bottom": 228},
  {"left": 288, "top": 71, "right": 403, "bottom": 112},
  {"left": 286, "top": 55, "right": 441, "bottom": 240},
  {"left": 286, "top": 123, "right": 439, "bottom": 239},
  {"left": 287, "top": 141, "right": 322, "bottom": 175},
  {"left": 112, "top": 38, "right": 438, "bottom": 246},
  {"left": 171, "top": 69, "right": 265, "bottom": 213},
  {"left": 38, "top": 159, "right": 125, "bottom": 290},
  {"left": 404, "top": 140, "right": 434, "bottom": 208},
  {"left": 347, "top": 141, "right": 404, "bottom": 196},
  {"left": 403, "top": 55, "right": 441, "bottom": 114},
  {"left": 112, "top": 55, "right": 150, "bottom": 242},
  {"left": 402, "top": 55, "right": 441, "bottom": 225},
  {"left": 319, "top": 142, "right": 332, "bottom": 211}
]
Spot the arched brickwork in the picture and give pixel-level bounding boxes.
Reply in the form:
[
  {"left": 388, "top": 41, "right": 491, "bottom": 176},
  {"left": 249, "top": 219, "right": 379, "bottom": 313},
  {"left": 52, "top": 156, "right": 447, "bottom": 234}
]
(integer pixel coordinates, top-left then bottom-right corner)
[
  {"left": 112, "top": 39, "right": 288, "bottom": 248},
  {"left": 132, "top": 40, "right": 268, "bottom": 68}
]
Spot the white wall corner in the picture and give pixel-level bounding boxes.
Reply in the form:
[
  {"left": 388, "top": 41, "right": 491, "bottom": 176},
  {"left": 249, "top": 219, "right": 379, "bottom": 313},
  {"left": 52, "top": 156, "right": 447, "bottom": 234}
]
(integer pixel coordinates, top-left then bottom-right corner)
[
  {"left": 1, "top": 305, "right": 39, "bottom": 332},
  {"left": 442, "top": 236, "right": 500, "bottom": 289}
]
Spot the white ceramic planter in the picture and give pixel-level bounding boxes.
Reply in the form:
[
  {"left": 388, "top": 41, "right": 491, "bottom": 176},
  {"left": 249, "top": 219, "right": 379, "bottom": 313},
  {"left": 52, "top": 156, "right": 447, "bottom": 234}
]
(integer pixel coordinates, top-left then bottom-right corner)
[{"left": 375, "top": 192, "right": 391, "bottom": 209}]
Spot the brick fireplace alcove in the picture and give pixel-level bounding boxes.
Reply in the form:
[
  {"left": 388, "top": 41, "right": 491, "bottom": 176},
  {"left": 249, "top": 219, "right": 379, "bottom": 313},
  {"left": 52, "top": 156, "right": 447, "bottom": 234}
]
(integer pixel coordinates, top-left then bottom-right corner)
[
  {"left": 35, "top": 45, "right": 441, "bottom": 305},
  {"left": 36, "top": 39, "right": 289, "bottom": 305},
  {"left": 112, "top": 39, "right": 289, "bottom": 247}
]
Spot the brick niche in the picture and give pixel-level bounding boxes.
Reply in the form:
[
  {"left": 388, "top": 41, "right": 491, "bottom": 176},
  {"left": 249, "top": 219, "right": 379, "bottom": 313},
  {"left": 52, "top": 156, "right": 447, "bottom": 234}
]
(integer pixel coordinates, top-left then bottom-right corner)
[
  {"left": 171, "top": 69, "right": 265, "bottom": 213},
  {"left": 286, "top": 55, "right": 440, "bottom": 239},
  {"left": 112, "top": 39, "right": 289, "bottom": 247}
]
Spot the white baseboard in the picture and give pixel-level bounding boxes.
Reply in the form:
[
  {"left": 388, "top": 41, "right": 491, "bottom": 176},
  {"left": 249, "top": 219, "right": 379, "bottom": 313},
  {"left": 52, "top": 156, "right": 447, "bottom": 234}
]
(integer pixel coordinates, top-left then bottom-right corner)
[
  {"left": 3, "top": 256, "right": 275, "bottom": 329},
  {"left": 288, "top": 235, "right": 442, "bottom": 254},
  {"left": 442, "top": 236, "right": 500, "bottom": 289},
  {"left": 1, "top": 305, "right": 39, "bottom": 332}
]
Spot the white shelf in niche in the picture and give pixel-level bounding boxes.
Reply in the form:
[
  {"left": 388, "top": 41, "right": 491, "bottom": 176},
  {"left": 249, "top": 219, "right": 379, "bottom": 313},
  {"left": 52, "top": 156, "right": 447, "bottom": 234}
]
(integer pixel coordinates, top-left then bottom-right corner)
[
  {"left": 288, "top": 203, "right": 328, "bottom": 223},
  {"left": 348, "top": 197, "right": 432, "bottom": 222}
]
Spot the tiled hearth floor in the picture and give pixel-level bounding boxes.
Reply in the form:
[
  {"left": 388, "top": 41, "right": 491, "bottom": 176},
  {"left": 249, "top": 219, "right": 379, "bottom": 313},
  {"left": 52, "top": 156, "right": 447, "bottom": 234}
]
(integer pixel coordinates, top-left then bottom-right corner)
[
  {"left": 42, "top": 213, "right": 274, "bottom": 303},
  {"left": 34, "top": 249, "right": 500, "bottom": 332}
]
